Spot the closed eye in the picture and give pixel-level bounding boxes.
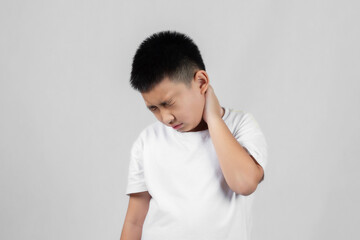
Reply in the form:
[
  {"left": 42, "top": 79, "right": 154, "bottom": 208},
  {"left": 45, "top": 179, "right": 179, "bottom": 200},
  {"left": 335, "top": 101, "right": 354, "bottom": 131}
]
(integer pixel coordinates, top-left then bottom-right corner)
[
  {"left": 162, "top": 101, "right": 174, "bottom": 107},
  {"left": 148, "top": 101, "right": 175, "bottom": 111}
]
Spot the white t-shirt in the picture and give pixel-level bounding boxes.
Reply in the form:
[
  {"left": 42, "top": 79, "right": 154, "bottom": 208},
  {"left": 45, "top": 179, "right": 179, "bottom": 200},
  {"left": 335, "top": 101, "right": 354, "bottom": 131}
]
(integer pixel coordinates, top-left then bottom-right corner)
[{"left": 125, "top": 107, "right": 268, "bottom": 240}]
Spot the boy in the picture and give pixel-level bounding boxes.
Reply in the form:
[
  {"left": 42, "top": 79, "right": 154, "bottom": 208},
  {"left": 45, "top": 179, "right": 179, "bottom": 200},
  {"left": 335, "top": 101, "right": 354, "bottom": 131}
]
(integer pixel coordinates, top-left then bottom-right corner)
[{"left": 120, "top": 31, "right": 268, "bottom": 240}]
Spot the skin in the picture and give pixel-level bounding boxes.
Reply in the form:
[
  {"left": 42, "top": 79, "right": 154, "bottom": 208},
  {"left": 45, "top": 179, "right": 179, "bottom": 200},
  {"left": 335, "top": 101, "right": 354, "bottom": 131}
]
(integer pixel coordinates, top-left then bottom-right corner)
[
  {"left": 141, "top": 70, "right": 220, "bottom": 132},
  {"left": 141, "top": 70, "right": 264, "bottom": 195}
]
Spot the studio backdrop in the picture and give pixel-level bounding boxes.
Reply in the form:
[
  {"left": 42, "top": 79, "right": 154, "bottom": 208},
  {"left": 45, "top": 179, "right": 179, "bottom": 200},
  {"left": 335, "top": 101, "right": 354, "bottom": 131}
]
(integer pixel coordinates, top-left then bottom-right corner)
[{"left": 0, "top": 0, "right": 359, "bottom": 239}]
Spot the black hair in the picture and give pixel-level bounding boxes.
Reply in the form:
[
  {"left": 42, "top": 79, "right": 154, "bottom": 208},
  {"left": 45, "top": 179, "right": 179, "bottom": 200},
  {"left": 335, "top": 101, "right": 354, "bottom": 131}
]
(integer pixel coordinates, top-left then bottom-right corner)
[{"left": 130, "top": 30, "right": 206, "bottom": 93}]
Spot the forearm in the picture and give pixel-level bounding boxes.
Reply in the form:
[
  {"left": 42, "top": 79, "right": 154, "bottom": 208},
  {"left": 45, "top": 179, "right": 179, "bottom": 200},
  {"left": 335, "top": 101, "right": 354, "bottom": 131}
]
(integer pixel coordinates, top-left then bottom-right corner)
[
  {"left": 120, "top": 221, "right": 143, "bottom": 240},
  {"left": 207, "top": 117, "right": 260, "bottom": 195}
]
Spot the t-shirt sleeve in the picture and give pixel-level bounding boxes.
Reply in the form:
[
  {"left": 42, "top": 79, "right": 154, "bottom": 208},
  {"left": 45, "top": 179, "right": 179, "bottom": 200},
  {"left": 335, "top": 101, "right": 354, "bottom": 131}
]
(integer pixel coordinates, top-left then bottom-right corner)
[
  {"left": 233, "top": 112, "right": 268, "bottom": 182},
  {"left": 125, "top": 134, "right": 148, "bottom": 196}
]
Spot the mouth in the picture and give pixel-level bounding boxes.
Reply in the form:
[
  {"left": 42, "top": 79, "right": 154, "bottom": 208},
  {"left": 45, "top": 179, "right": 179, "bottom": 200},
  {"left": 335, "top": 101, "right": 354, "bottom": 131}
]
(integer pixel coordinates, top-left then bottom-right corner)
[{"left": 172, "top": 123, "right": 183, "bottom": 129}]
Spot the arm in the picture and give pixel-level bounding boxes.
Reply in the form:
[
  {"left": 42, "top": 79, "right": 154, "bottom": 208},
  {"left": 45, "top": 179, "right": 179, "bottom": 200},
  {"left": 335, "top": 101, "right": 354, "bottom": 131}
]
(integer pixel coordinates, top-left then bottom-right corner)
[
  {"left": 207, "top": 117, "right": 264, "bottom": 196},
  {"left": 120, "top": 191, "right": 152, "bottom": 240},
  {"left": 202, "top": 84, "right": 263, "bottom": 196},
  {"left": 120, "top": 222, "right": 143, "bottom": 240}
]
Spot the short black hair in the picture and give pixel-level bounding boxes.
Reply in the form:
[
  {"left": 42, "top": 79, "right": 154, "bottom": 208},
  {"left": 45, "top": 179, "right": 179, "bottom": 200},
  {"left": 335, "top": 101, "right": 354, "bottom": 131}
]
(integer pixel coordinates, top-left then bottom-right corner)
[{"left": 130, "top": 30, "right": 206, "bottom": 93}]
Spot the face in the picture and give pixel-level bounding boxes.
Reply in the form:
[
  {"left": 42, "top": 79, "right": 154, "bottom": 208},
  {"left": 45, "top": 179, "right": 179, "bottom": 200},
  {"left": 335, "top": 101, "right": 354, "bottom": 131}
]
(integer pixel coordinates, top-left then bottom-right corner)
[{"left": 141, "top": 71, "right": 209, "bottom": 132}]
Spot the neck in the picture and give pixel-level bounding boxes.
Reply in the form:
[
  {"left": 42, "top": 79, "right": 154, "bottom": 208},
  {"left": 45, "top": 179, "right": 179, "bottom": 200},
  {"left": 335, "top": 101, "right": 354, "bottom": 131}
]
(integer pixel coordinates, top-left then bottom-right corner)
[{"left": 187, "top": 107, "right": 225, "bottom": 132}]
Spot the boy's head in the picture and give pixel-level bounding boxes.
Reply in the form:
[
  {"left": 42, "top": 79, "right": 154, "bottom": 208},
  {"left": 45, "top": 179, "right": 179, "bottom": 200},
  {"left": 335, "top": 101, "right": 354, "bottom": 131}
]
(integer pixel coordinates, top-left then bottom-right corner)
[
  {"left": 130, "top": 31, "right": 210, "bottom": 132},
  {"left": 130, "top": 30, "right": 206, "bottom": 93}
]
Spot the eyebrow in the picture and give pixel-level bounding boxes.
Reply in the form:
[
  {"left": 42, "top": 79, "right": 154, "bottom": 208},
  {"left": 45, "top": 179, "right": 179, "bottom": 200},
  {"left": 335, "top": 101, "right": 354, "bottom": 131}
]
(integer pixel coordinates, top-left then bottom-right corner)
[{"left": 146, "top": 98, "right": 173, "bottom": 109}]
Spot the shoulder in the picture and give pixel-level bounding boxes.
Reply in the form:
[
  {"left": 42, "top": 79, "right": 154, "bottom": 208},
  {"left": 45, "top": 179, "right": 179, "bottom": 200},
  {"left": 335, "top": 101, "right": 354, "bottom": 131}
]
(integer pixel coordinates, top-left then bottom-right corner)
[
  {"left": 225, "top": 107, "right": 259, "bottom": 122},
  {"left": 223, "top": 107, "right": 263, "bottom": 134},
  {"left": 223, "top": 107, "right": 247, "bottom": 126},
  {"left": 133, "top": 121, "right": 167, "bottom": 145},
  {"left": 141, "top": 121, "right": 166, "bottom": 138}
]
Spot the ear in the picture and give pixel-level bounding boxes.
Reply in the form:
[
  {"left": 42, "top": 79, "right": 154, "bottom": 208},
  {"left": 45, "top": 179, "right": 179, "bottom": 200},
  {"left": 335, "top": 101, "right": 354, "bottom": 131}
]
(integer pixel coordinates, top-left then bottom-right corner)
[{"left": 194, "top": 70, "right": 209, "bottom": 95}]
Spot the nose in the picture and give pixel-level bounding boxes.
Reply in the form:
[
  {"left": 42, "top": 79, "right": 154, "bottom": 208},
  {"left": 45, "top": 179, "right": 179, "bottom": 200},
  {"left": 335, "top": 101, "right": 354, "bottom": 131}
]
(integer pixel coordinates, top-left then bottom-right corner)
[{"left": 160, "top": 109, "right": 175, "bottom": 125}]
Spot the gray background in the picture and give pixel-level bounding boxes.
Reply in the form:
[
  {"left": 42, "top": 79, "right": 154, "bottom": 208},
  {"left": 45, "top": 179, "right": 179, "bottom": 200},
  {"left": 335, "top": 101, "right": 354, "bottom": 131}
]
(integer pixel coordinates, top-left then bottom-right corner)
[{"left": 1, "top": 0, "right": 359, "bottom": 239}]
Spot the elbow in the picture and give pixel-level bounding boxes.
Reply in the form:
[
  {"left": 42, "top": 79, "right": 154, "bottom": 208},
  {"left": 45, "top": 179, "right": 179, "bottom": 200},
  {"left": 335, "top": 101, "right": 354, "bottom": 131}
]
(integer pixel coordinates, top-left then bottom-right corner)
[
  {"left": 231, "top": 178, "right": 258, "bottom": 196},
  {"left": 241, "top": 187, "right": 257, "bottom": 196},
  {"left": 233, "top": 185, "right": 257, "bottom": 196},
  {"left": 231, "top": 163, "right": 264, "bottom": 196}
]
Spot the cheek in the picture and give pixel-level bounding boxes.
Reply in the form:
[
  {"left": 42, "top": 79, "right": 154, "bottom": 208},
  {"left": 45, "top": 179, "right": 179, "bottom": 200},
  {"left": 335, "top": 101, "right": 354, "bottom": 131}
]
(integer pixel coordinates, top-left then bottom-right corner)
[{"left": 183, "top": 97, "right": 204, "bottom": 120}]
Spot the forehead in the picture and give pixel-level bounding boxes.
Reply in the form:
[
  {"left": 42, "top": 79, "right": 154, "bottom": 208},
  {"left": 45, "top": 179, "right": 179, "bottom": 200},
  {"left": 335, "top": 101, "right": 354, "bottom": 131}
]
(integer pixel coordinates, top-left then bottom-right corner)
[{"left": 141, "top": 78, "right": 189, "bottom": 105}]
